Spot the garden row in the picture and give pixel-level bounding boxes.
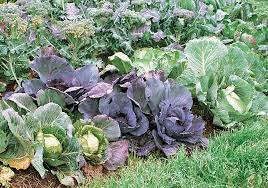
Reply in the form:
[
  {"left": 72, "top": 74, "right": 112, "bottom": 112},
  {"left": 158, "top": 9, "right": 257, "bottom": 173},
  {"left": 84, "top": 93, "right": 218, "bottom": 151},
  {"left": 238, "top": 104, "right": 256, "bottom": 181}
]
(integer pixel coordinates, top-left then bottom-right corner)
[
  {"left": 0, "top": 0, "right": 267, "bottom": 90},
  {"left": 0, "top": 36, "right": 267, "bottom": 186}
]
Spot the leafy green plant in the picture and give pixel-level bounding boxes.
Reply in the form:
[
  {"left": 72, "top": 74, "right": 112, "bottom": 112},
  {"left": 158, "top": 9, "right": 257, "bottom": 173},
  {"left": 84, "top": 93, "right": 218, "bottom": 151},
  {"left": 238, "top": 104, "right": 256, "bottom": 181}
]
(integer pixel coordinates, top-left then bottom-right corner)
[
  {"left": 0, "top": 2, "right": 54, "bottom": 89},
  {"left": 131, "top": 48, "right": 185, "bottom": 78},
  {"left": 109, "top": 48, "right": 186, "bottom": 79},
  {"left": 178, "top": 37, "right": 268, "bottom": 128},
  {"left": 57, "top": 19, "right": 95, "bottom": 67},
  {"left": 0, "top": 99, "right": 83, "bottom": 186},
  {"left": 31, "top": 103, "right": 83, "bottom": 186}
]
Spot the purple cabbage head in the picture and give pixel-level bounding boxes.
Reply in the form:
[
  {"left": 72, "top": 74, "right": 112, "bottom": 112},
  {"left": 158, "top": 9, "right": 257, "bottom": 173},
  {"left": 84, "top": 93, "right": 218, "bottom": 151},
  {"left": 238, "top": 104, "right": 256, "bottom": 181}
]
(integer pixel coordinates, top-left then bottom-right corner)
[
  {"left": 153, "top": 82, "right": 205, "bottom": 156},
  {"left": 125, "top": 72, "right": 206, "bottom": 156},
  {"left": 99, "top": 91, "right": 149, "bottom": 137}
]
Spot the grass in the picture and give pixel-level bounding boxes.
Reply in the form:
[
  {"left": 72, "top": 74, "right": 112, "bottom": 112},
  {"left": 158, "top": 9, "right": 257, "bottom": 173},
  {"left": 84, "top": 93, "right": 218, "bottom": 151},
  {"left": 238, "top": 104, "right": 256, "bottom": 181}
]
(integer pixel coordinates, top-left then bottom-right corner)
[{"left": 82, "top": 118, "right": 268, "bottom": 188}]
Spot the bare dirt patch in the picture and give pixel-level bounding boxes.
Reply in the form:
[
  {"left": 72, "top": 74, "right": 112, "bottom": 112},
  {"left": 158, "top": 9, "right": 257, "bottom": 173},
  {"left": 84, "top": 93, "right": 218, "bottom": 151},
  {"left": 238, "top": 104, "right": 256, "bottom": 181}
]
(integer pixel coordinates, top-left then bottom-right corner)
[{"left": 11, "top": 167, "right": 63, "bottom": 188}]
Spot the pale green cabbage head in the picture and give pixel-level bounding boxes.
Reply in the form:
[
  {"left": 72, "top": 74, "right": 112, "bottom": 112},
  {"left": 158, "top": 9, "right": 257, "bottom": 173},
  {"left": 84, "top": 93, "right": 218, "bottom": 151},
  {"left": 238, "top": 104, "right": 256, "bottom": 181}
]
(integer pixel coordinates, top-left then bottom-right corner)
[
  {"left": 43, "top": 134, "right": 63, "bottom": 158},
  {"left": 80, "top": 133, "right": 100, "bottom": 154}
]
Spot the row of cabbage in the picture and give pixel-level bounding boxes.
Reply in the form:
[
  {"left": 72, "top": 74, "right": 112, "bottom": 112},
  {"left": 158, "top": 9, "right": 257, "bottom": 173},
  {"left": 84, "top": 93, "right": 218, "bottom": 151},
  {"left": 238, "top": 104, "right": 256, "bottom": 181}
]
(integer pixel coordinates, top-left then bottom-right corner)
[
  {"left": 0, "top": 45, "right": 206, "bottom": 186},
  {"left": 109, "top": 37, "right": 268, "bottom": 127},
  {"left": 1, "top": 36, "right": 267, "bottom": 186}
]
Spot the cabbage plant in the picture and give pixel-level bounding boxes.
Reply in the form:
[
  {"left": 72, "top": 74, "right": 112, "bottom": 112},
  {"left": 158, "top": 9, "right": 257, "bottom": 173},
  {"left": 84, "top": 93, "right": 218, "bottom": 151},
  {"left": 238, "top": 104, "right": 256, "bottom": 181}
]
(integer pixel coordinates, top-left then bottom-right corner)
[
  {"left": 30, "top": 103, "right": 83, "bottom": 186},
  {"left": 0, "top": 104, "right": 35, "bottom": 170},
  {"left": 0, "top": 101, "right": 83, "bottom": 186},
  {"left": 74, "top": 120, "right": 108, "bottom": 165},
  {"left": 125, "top": 72, "right": 207, "bottom": 156},
  {"left": 179, "top": 37, "right": 268, "bottom": 128}
]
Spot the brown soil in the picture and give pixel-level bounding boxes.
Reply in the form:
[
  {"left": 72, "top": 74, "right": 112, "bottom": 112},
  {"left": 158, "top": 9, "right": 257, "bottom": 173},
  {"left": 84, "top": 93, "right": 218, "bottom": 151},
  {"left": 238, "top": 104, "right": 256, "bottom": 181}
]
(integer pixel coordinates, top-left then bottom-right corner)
[
  {"left": 9, "top": 163, "right": 108, "bottom": 188},
  {"left": 10, "top": 167, "right": 63, "bottom": 188},
  {"left": 82, "top": 163, "right": 107, "bottom": 181},
  {"left": 203, "top": 118, "right": 224, "bottom": 138}
]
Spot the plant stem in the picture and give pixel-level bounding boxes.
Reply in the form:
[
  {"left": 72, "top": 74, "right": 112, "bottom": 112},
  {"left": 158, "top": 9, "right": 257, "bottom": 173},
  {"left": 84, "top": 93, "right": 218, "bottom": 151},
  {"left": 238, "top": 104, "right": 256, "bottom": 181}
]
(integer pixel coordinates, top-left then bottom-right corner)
[{"left": 8, "top": 54, "right": 21, "bottom": 87}]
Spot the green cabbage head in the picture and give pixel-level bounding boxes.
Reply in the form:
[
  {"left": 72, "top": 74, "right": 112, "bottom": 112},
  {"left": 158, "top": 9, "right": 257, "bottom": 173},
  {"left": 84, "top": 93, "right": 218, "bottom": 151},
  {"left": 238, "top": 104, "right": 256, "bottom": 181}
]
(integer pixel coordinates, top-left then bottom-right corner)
[
  {"left": 75, "top": 123, "right": 108, "bottom": 165},
  {"left": 35, "top": 128, "right": 66, "bottom": 167},
  {"left": 80, "top": 133, "right": 99, "bottom": 154},
  {"left": 43, "top": 134, "right": 63, "bottom": 158}
]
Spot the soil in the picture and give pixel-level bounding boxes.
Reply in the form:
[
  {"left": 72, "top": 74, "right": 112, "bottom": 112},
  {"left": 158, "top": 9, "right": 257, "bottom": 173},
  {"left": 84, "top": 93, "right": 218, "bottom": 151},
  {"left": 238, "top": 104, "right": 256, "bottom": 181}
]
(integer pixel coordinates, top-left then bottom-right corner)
[
  {"left": 8, "top": 164, "right": 109, "bottom": 188},
  {"left": 82, "top": 163, "right": 108, "bottom": 181},
  {"left": 10, "top": 167, "right": 63, "bottom": 188},
  {"left": 203, "top": 117, "right": 224, "bottom": 137}
]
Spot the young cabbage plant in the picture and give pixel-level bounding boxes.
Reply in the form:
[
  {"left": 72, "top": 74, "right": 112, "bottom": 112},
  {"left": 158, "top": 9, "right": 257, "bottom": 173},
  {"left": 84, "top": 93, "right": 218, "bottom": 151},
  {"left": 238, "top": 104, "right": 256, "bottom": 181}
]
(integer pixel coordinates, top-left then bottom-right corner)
[
  {"left": 0, "top": 100, "right": 84, "bottom": 187},
  {"left": 29, "top": 103, "right": 83, "bottom": 186}
]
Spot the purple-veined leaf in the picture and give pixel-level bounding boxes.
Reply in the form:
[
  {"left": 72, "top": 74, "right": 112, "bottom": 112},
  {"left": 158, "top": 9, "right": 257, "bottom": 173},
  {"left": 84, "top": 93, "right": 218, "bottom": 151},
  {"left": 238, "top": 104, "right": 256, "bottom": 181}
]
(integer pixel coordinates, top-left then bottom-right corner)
[{"left": 104, "top": 140, "right": 129, "bottom": 171}]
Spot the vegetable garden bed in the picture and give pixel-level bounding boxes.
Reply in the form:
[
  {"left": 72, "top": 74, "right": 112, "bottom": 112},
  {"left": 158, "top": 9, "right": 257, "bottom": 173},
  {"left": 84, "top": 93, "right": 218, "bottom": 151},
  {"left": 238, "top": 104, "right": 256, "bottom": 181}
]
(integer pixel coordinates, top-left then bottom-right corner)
[{"left": 0, "top": 0, "right": 267, "bottom": 187}]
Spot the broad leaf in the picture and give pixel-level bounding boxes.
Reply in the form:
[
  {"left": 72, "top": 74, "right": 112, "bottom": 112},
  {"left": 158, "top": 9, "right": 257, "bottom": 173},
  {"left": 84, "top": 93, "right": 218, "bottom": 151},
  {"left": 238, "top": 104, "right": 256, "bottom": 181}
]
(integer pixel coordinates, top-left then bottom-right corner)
[
  {"left": 78, "top": 99, "right": 99, "bottom": 120},
  {"left": 22, "top": 79, "right": 46, "bottom": 96},
  {"left": 104, "top": 140, "right": 129, "bottom": 171},
  {"left": 108, "top": 52, "right": 132, "bottom": 74},
  {"left": 127, "top": 77, "right": 148, "bottom": 112},
  {"left": 30, "top": 55, "right": 74, "bottom": 85},
  {"left": 52, "top": 168, "right": 84, "bottom": 187},
  {"left": 0, "top": 130, "right": 8, "bottom": 153},
  {"left": 84, "top": 82, "right": 113, "bottom": 98},
  {"left": 212, "top": 76, "right": 254, "bottom": 127},
  {"left": 72, "top": 64, "right": 99, "bottom": 87},
  {"left": 2, "top": 109, "right": 32, "bottom": 140},
  {"left": 251, "top": 92, "right": 268, "bottom": 116},
  {"left": 8, "top": 93, "right": 37, "bottom": 112},
  {"left": 32, "top": 103, "right": 73, "bottom": 137},
  {"left": 31, "top": 146, "right": 47, "bottom": 179},
  {"left": 92, "top": 115, "right": 121, "bottom": 142},
  {"left": 36, "top": 88, "right": 75, "bottom": 107},
  {"left": 184, "top": 37, "right": 228, "bottom": 77},
  {"left": 0, "top": 109, "right": 34, "bottom": 170},
  {"left": 145, "top": 76, "right": 165, "bottom": 115}
]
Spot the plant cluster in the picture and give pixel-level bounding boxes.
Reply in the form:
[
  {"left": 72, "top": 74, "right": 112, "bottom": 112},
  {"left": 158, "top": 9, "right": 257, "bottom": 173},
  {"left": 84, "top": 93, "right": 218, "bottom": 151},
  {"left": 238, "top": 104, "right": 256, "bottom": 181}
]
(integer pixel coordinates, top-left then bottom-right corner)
[
  {"left": 0, "top": 49, "right": 208, "bottom": 186},
  {"left": 0, "top": 0, "right": 266, "bottom": 93},
  {"left": 107, "top": 37, "right": 267, "bottom": 128}
]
